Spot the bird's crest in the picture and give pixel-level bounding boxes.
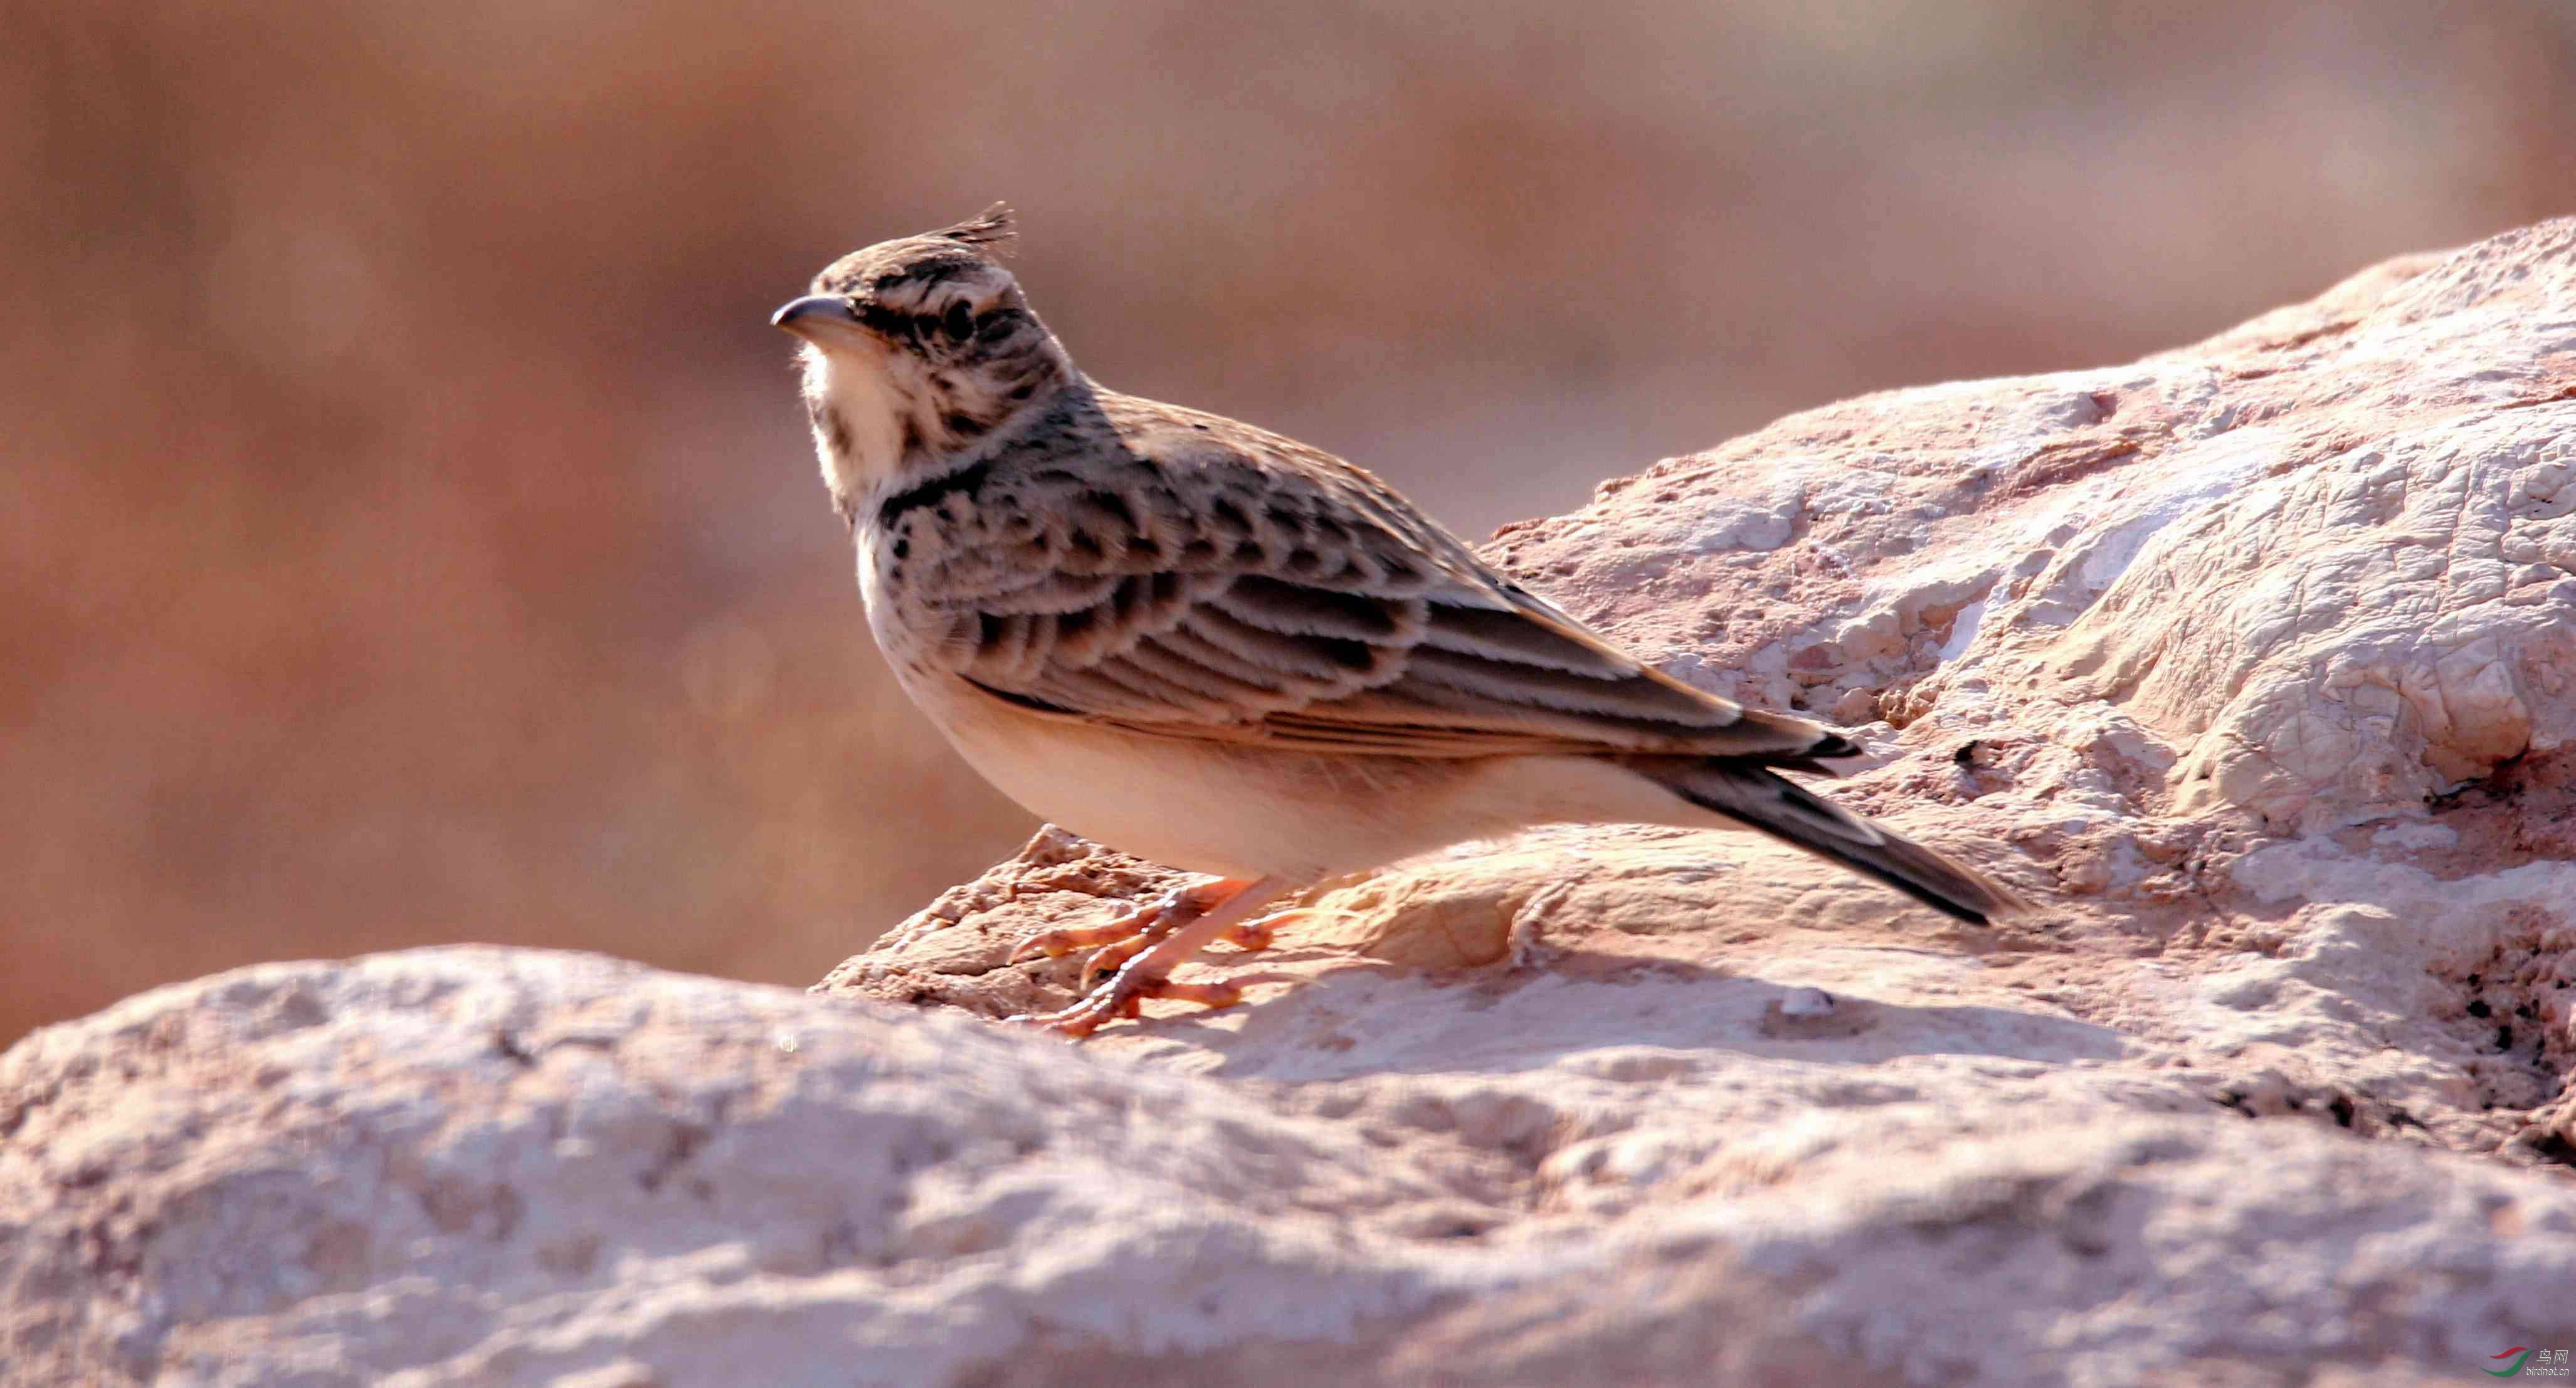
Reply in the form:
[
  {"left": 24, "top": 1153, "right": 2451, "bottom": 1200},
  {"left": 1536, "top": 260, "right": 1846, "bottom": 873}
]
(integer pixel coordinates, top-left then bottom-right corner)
[{"left": 936, "top": 204, "right": 1016, "bottom": 253}]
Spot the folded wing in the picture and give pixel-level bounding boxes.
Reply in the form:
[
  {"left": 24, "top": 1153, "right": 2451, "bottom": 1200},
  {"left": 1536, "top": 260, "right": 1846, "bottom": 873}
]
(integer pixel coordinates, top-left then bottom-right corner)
[{"left": 912, "top": 404, "right": 1841, "bottom": 765}]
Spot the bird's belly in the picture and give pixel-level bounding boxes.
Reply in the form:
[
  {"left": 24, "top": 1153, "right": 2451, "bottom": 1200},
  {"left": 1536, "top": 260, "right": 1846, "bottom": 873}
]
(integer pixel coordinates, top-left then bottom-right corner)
[
  {"left": 929, "top": 695, "right": 1388, "bottom": 877},
  {"left": 907, "top": 673, "right": 1714, "bottom": 880}
]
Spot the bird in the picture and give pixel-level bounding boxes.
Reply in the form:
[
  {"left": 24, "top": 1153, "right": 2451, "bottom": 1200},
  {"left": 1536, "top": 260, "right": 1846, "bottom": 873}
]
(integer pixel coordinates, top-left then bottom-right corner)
[{"left": 772, "top": 206, "right": 2021, "bottom": 1038}]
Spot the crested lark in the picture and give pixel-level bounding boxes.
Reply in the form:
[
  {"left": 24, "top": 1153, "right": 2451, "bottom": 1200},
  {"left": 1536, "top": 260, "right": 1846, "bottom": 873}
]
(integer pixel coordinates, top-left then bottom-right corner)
[{"left": 774, "top": 208, "right": 2020, "bottom": 1038}]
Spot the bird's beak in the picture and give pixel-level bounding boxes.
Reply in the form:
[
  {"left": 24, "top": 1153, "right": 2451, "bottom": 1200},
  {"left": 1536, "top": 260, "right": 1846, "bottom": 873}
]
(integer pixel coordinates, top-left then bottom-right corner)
[{"left": 771, "top": 295, "right": 862, "bottom": 341}]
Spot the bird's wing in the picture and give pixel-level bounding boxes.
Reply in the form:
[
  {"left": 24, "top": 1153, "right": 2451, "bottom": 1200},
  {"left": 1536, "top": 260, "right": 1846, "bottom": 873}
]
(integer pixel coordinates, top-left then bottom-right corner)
[{"left": 897, "top": 394, "right": 1840, "bottom": 763}]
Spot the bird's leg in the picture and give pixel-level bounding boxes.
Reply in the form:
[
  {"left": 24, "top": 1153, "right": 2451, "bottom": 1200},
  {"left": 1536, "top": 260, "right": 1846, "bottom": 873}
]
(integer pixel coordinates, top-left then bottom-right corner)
[
  {"left": 1006, "top": 876, "right": 1289, "bottom": 1039},
  {"left": 1007, "top": 877, "right": 1223, "bottom": 965},
  {"left": 1070, "top": 903, "right": 1312, "bottom": 989},
  {"left": 1074, "top": 911, "right": 1187, "bottom": 989}
]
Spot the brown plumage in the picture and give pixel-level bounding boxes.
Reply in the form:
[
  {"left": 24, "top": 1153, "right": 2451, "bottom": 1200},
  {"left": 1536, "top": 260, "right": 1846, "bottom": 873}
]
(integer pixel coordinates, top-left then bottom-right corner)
[{"left": 775, "top": 209, "right": 2022, "bottom": 1035}]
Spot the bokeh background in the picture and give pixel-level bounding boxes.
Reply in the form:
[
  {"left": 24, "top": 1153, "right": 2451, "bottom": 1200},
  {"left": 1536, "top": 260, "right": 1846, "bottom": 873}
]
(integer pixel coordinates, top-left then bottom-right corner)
[{"left": 6, "top": 0, "right": 2572, "bottom": 1044}]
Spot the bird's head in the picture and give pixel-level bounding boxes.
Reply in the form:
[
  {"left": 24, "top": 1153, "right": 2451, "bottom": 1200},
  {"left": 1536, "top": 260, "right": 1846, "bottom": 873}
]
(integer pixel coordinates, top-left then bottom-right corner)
[{"left": 772, "top": 206, "right": 1072, "bottom": 517}]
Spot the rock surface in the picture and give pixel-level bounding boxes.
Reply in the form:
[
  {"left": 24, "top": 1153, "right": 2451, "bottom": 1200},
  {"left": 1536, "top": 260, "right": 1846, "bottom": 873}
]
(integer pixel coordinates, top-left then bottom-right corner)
[
  {"left": 8, "top": 948, "right": 2573, "bottom": 1387},
  {"left": 13, "top": 221, "right": 2576, "bottom": 1385}
]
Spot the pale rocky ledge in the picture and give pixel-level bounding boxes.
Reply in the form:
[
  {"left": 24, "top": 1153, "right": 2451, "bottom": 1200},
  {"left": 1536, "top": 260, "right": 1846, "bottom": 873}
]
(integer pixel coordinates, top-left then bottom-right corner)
[{"left": 10, "top": 221, "right": 2576, "bottom": 1387}]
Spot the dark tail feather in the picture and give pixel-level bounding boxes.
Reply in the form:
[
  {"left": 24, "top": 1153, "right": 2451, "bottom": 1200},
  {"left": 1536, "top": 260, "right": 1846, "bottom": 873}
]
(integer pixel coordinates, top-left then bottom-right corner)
[{"left": 1635, "top": 758, "right": 2023, "bottom": 925}]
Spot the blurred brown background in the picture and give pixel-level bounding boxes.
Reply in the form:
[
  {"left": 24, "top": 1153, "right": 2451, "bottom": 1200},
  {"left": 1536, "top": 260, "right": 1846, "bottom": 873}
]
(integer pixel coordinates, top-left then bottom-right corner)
[{"left": 4, "top": 1, "right": 2570, "bottom": 1045}]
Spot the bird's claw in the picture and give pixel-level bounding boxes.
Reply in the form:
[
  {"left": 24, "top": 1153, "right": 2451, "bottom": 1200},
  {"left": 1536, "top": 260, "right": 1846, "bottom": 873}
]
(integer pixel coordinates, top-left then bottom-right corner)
[
  {"left": 1217, "top": 907, "right": 1311, "bottom": 953},
  {"left": 1006, "top": 898, "right": 1174, "bottom": 965},
  {"left": 1077, "top": 930, "right": 1158, "bottom": 989},
  {"left": 1003, "top": 964, "right": 1247, "bottom": 1039},
  {"left": 1003, "top": 880, "right": 1296, "bottom": 1039}
]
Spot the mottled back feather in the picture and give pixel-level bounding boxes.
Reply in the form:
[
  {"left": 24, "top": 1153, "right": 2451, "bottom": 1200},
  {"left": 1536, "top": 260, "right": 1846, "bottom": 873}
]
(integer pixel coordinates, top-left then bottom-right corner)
[{"left": 870, "top": 386, "right": 1839, "bottom": 763}]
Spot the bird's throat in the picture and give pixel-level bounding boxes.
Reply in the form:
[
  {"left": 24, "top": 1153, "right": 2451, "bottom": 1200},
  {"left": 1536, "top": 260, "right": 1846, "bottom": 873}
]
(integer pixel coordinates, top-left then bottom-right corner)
[{"left": 803, "top": 347, "right": 914, "bottom": 517}]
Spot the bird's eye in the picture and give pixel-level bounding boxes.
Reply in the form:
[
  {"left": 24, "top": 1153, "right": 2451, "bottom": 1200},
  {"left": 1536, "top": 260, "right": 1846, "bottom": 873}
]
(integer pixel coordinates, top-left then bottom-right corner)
[{"left": 942, "top": 301, "right": 976, "bottom": 340}]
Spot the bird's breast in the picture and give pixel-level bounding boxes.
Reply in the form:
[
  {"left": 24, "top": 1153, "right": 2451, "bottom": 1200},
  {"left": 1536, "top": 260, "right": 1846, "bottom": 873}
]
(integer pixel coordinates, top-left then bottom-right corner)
[{"left": 852, "top": 523, "right": 940, "bottom": 678}]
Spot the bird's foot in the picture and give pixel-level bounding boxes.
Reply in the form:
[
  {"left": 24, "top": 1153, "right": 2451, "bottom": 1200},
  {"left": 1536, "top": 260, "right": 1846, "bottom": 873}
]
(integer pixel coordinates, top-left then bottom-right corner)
[
  {"left": 1065, "top": 905, "right": 1309, "bottom": 989},
  {"left": 1074, "top": 913, "right": 1183, "bottom": 989},
  {"left": 1216, "top": 907, "right": 1311, "bottom": 953},
  {"left": 1004, "top": 961, "right": 1248, "bottom": 1039},
  {"left": 1007, "top": 880, "right": 1214, "bottom": 965},
  {"left": 1001, "top": 875, "right": 1288, "bottom": 1039}
]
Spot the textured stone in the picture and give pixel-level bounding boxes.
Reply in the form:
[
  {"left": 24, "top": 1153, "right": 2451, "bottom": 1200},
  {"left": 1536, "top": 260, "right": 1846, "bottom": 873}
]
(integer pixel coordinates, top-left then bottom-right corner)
[{"left": 8, "top": 949, "right": 2576, "bottom": 1387}]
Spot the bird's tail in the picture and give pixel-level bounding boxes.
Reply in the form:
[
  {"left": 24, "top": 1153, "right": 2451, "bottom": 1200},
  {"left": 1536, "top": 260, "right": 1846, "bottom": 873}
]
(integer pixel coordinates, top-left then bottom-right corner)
[{"left": 1630, "top": 757, "right": 2023, "bottom": 925}]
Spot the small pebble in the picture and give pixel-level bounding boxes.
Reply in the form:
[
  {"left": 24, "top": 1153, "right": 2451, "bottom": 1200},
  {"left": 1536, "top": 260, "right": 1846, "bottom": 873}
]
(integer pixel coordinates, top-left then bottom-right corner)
[{"left": 1780, "top": 987, "right": 1837, "bottom": 1018}]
